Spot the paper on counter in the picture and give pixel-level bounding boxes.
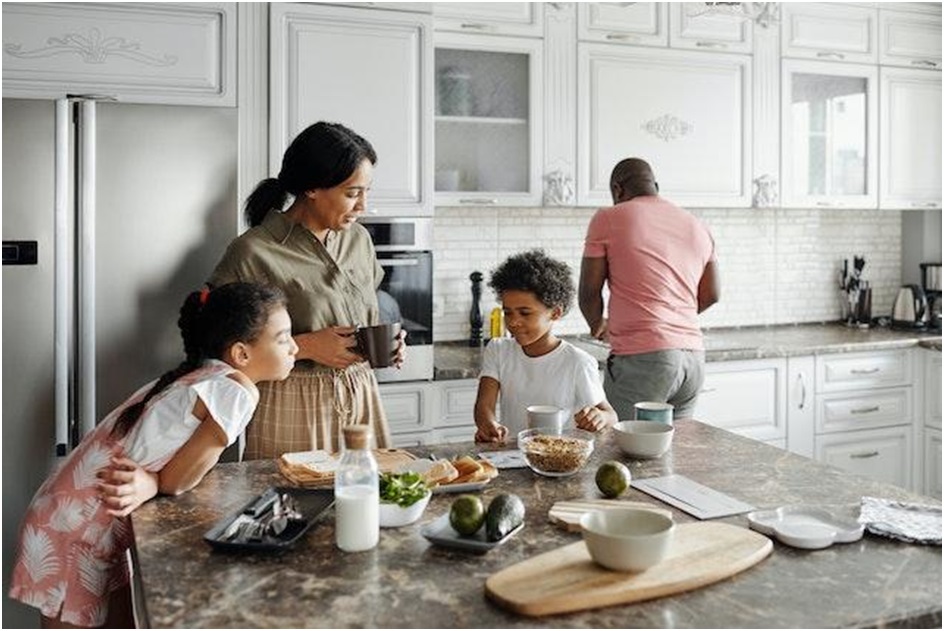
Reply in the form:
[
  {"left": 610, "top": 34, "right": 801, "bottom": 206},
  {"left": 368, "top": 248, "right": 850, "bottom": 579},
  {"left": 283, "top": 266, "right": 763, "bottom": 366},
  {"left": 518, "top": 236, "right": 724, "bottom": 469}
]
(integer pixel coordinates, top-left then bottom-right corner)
[
  {"left": 479, "top": 450, "right": 528, "bottom": 469},
  {"left": 633, "top": 474, "right": 754, "bottom": 520}
]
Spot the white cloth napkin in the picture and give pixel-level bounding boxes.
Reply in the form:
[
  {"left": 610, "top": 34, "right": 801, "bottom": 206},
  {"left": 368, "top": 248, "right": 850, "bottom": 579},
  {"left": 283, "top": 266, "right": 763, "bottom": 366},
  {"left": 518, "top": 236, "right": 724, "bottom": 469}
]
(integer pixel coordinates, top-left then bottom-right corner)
[{"left": 858, "top": 496, "right": 942, "bottom": 545}]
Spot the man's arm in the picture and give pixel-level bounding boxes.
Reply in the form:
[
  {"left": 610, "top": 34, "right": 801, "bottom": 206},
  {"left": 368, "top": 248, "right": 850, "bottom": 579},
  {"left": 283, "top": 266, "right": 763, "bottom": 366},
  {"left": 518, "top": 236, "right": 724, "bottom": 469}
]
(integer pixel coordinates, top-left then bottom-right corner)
[
  {"left": 579, "top": 256, "right": 608, "bottom": 339},
  {"left": 697, "top": 259, "right": 721, "bottom": 313}
]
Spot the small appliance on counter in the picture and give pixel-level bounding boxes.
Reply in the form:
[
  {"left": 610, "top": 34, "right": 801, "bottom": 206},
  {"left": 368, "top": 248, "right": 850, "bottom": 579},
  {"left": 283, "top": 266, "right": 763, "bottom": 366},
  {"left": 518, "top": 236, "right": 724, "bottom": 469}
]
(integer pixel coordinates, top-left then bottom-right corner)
[
  {"left": 920, "top": 262, "right": 942, "bottom": 332},
  {"left": 891, "top": 284, "right": 929, "bottom": 330}
]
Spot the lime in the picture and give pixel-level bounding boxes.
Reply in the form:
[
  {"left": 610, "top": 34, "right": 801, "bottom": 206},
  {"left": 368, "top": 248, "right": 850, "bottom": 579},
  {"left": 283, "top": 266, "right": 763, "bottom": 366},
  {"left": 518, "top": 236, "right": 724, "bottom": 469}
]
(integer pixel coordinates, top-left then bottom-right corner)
[
  {"left": 595, "top": 461, "right": 631, "bottom": 498},
  {"left": 449, "top": 494, "right": 485, "bottom": 536}
]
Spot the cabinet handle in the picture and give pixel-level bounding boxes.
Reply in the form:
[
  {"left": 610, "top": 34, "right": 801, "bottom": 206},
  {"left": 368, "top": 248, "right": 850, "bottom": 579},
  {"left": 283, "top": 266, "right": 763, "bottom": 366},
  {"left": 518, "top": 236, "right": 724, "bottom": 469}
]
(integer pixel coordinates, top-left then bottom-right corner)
[
  {"left": 911, "top": 59, "right": 940, "bottom": 68},
  {"left": 699, "top": 386, "right": 717, "bottom": 394},
  {"left": 816, "top": 51, "right": 846, "bottom": 60},
  {"left": 911, "top": 201, "right": 940, "bottom": 209},
  {"left": 458, "top": 198, "right": 497, "bottom": 205},
  {"left": 815, "top": 201, "right": 835, "bottom": 207},
  {"left": 460, "top": 23, "right": 491, "bottom": 31},
  {"left": 850, "top": 405, "right": 880, "bottom": 415},
  {"left": 695, "top": 41, "right": 727, "bottom": 49},
  {"left": 797, "top": 373, "right": 807, "bottom": 410},
  {"left": 605, "top": 33, "right": 639, "bottom": 41},
  {"left": 849, "top": 450, "right": 879, "bottom": 459},
  {"left": 850, "top": 367, "right": 880, "bottom": 375}
]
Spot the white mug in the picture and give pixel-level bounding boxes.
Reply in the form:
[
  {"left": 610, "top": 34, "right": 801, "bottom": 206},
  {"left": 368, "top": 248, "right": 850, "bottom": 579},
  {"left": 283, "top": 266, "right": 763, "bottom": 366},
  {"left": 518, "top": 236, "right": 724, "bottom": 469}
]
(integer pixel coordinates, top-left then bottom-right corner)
[{"left": 526, "top": 405, "right": 566, "bottom": 432}]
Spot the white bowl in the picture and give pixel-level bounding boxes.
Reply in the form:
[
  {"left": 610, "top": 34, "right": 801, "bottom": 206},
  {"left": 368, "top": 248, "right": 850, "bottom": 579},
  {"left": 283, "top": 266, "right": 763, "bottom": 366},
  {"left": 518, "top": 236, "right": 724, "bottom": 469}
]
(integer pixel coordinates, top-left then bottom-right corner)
[
  {"left": 580, "top": 508, "right": 675, "bottom": 572},
  {"left": 378, "top": 490, "right": 431, "bottom": 528},
  {"left": 613, "top": 420, "right": 675, "bottom": 459}
]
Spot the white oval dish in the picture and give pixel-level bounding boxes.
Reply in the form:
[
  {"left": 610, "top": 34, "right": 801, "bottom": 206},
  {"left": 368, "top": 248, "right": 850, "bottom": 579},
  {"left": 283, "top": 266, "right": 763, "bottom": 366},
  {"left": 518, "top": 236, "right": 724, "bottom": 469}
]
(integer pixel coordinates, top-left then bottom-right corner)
[{"left": 746, "top": 505, "right": 863, "bottom": 550}]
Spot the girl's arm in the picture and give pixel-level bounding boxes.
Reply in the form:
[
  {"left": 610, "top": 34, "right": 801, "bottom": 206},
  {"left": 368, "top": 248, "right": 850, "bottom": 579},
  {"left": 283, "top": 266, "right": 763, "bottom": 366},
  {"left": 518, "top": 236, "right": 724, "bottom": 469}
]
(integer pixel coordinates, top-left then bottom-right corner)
[
  {"left": 474, "top": 377, "right": 507, "bottom": 443},
  {"left": 156, "top": 396, "right": 228, "bottom": 496}
]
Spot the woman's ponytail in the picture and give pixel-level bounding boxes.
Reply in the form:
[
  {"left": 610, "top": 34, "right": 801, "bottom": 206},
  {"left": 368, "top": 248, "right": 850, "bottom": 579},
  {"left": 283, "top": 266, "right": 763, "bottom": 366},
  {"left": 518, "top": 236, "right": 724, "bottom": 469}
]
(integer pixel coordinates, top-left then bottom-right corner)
[{"left": 244, "top": 178, "right": 288, "bottom": 227}]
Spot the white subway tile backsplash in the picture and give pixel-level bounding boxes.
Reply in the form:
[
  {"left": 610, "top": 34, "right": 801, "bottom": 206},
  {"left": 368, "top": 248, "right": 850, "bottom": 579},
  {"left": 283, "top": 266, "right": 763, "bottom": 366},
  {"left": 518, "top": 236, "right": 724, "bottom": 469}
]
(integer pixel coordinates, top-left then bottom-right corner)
[{"left": 432, "top": 206, "right": 902, "bottom": 342}]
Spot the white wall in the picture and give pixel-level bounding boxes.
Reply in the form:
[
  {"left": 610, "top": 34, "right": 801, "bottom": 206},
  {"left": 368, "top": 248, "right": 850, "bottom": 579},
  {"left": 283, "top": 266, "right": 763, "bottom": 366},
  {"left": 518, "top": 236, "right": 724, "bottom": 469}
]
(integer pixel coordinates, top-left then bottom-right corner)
[{"left": 433, "top": 206, "right": 903, "bottom": 342}]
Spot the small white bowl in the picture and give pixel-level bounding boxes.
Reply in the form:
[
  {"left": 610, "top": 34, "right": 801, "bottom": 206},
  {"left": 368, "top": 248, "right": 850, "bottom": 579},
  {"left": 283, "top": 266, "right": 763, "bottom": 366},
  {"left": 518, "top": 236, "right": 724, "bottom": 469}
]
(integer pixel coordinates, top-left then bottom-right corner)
[
  {"left": 379, "top": 490, "right": 431, "bottom": 528},
  {"left": 613, "top": 420, "right": 675, "bottom": 459},
  {"left": 580, "top": 508, "right": 675, "bottom": 572}
]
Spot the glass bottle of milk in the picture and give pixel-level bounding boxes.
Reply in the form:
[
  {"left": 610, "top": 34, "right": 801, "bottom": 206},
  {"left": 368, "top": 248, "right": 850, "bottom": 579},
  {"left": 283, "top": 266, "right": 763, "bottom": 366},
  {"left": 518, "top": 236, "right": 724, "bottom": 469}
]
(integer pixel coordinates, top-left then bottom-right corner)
[{"left": 335, "top": 425, "right": 379, "bottom": 552}]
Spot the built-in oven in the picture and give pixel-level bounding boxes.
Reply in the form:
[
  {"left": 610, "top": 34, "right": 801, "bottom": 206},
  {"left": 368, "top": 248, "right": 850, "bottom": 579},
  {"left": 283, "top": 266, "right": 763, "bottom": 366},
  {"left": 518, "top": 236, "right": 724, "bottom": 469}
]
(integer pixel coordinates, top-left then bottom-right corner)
[{"left": 360, "top": 217, "right": 434, "bottom": 382}]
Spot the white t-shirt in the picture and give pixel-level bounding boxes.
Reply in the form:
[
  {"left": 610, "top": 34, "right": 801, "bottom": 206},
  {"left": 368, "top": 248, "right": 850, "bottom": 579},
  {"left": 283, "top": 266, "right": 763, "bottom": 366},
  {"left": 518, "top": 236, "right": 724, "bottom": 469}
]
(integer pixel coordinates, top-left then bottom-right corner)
[{"left": 479, "top": 338, "right": 605, "bottom": 436}]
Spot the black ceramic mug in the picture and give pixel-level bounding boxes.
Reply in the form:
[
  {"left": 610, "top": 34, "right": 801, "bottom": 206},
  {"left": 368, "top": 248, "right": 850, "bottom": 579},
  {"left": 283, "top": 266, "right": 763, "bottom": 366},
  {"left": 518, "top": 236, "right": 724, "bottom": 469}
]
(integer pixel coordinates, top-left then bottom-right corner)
[{"left": 355, "top": 322, "right": 402, "bottom": 368}]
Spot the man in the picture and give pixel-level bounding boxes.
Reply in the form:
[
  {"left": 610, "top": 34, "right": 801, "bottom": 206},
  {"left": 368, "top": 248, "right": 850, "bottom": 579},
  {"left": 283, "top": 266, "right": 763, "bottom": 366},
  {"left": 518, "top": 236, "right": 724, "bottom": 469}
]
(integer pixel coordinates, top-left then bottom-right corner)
[{"left": 578, "top": 158, "right": 720, "bottom": 421}]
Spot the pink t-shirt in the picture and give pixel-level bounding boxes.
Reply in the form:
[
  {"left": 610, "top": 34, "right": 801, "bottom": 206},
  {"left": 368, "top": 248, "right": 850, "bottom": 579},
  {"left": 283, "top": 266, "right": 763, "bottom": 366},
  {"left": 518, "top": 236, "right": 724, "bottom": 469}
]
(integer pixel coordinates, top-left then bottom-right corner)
[{"left": 583, "top": 195, "right": 715, "bottom": 356}]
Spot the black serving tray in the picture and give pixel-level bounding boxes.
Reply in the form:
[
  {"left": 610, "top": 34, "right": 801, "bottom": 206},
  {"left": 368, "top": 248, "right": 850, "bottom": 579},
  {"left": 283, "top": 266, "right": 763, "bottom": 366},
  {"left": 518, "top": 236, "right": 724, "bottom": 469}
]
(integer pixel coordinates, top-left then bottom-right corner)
[{"left": 203, "top": 486, "right": 334, "bottom": 552}]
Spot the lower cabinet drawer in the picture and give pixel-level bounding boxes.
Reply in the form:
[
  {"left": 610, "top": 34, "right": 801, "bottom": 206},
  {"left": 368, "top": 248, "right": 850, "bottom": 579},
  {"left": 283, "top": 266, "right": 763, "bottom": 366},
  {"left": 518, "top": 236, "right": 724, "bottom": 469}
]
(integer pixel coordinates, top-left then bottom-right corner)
[
  {"left": 438, "top": 379, "right": 478, "bottom": 427},
  {"left": 815, "top": 387, "right": 913, "bottom": 434},
  {"left": 815, "top": 426, "right": 912, "bottom": 488},
  {"left": 816, "top": 349, "right": 913, "bottom": 393},
  {"left": 378, "top": 383, "right": 433, "bottom": 433}
]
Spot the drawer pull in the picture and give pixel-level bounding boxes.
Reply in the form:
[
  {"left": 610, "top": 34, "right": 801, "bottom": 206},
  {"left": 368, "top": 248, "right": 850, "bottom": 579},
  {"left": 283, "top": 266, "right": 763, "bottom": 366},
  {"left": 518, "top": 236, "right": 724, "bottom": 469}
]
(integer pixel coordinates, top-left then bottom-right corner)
[
  {"left": 850, "top": 367, "right": 880, "bottom": 375},
  {"left": 850, "top": 450, "right": 879, "bottom": 459},
  {"left": 460, "top": 23, "right": 491, "bottom": 30},
  {"left": 816, "top": 51, "right": 846, "bottom": 60},
  {"left": 458, "top": 198, "right": 497, "bottom": 205},
  {"left": 699, "top": 387, "right": 717, "bottom": 394},
  {"left": 695, "top": 41, "right": 727, "bottom": 49},
  {"left": 911, "top": 59, "right": 940, "bottom": 68},
  {"left": 605, "top": 33, "right": 640, "bottom": 41},
  {"left": 850, "top": 405, "right": 880, "bottom": 415}
]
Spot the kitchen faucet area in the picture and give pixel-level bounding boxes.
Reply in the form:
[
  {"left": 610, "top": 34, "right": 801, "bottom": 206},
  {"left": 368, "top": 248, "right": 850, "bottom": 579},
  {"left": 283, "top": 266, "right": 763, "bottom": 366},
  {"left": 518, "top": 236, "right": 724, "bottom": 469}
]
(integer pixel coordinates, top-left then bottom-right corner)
[{"left": 2, "top": 2, "right": 941, "bottom": 629}]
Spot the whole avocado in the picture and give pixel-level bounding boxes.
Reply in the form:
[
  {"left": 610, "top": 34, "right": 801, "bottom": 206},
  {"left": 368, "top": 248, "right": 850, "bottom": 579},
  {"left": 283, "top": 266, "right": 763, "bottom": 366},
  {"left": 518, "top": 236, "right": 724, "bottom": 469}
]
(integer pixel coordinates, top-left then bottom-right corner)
[{"left": 485, "top": 493, "right": 525, "bottom": 542}]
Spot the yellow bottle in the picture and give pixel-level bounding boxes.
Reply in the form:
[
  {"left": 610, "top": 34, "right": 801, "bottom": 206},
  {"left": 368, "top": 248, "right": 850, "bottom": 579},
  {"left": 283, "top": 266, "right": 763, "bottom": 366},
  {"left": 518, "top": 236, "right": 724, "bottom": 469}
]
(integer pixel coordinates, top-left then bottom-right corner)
[{"left": 489, "top": 307, "right": 504, "bottom": 339}]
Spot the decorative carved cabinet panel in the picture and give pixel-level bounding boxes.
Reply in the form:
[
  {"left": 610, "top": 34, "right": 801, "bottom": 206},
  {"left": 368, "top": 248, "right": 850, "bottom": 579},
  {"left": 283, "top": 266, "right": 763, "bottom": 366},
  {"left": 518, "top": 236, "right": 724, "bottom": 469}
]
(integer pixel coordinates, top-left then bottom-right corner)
[
  {"left": 2, "top": 2, "right": 235, "bottom": 106},
  {"left": 577, "top": 45, "right": 752, "bottom": 208}
]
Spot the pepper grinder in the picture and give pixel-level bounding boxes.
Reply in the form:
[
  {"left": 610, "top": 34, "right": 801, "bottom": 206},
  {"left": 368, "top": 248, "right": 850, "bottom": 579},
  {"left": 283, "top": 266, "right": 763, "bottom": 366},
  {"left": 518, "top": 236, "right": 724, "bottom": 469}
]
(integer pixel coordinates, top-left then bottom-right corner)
[{"left": 469, "top": 271, "right": 484, "bottom": 347}]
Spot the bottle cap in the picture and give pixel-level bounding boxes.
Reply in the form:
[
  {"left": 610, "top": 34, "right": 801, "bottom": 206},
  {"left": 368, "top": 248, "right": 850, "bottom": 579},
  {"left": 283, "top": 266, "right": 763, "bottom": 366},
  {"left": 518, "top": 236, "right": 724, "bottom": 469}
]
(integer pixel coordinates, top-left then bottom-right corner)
[{"left": 342, "top": 425, "right": 371, "bottom": 450}]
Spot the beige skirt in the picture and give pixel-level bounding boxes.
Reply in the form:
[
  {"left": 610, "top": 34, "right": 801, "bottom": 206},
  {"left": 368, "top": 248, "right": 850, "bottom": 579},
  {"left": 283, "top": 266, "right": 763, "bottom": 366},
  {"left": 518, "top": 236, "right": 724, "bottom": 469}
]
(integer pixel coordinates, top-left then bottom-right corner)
[{"left": 243, "top": 361, "right": 391, "bottom": 460}]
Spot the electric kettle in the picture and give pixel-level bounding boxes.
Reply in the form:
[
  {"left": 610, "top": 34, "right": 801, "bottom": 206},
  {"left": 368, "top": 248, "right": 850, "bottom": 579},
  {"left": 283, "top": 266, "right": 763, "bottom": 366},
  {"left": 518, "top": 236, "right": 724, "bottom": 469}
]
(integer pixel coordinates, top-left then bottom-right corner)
[{"left": 891, "top": 284, "right": 929, "bottom": 329}]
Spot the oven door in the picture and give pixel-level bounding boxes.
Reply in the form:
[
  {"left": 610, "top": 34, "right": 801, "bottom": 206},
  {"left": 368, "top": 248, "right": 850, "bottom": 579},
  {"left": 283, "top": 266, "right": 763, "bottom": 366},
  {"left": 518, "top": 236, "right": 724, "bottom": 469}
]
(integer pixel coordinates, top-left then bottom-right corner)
[{"left": 373, "top": 250, "right": 433, "bottom": 381}]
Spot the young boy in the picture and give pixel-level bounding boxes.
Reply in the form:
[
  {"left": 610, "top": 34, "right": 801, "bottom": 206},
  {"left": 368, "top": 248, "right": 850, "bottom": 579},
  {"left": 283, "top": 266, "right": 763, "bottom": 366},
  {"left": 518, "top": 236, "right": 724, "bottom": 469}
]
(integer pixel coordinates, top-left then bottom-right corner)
[{"left": 474, "top": 250, "right": 617, "bottom": 443}]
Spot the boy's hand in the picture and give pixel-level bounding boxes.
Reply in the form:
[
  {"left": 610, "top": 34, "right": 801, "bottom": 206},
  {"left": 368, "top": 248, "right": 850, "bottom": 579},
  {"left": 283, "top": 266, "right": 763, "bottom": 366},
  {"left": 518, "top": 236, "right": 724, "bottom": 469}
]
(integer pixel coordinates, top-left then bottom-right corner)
[
  {"left": 474, "top": 420, "right": 508, "bottom": 443},
  {"left": 97, "top": 454, "right": 159, "bottom": 517},
  {"left": 574, "top": 406, "right": 610, "bottom": 432}
]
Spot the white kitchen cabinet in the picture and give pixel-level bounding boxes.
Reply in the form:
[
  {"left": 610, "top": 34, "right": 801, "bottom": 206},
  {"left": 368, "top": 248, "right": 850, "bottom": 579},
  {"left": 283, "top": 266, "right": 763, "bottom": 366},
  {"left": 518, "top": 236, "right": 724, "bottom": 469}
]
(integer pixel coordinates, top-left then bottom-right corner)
[
  {"left": 815, "top": 348, "right": 913, "bottom": 393},
  {"left": 378, "top": 381, "right": 436, "bottom": 445},
  {"left": 2, "top": 2, "right": 235, "bottom": 106},
  {"left": 668, "top": 3, "right": 753, "bottom": 54},
  {"left": 577, "top": 45, "right": 751, "bottom": 208},
  {"left": 434, "top": 32, "right": 543, "bottom": 206},
  {"left": 924, "top": 429, "right": 942, "bottom": 499},
  {"left": 816, "top": 425, "right": 912, "bottom": 489},
  {"left": 432, "top": 3, "right": 543, "bottom": 38},
  {"left": 578, "top": 3, "right": 668, "bottom": 47},
  {"left": 434, "top": 378, "right": 478, "bottom": 442},
  {"left": 695, "top": 358, "right": 787, "bottom": 444},
  {"left": 781, "top": 3, "right": 878, "bottom": 64},
  {"left": 786, "top": 355, "right": 816, "bottom": 458},
  {"left": 879, "top": 68, "right": 942, "bottom": 210},
  {"left": 781, "top": 59, "right": 878, "bottom": 209},
  {"left": 925, "top": 350, "right": 942, "bottom": 430},
  {"left": 879, "top": 9, "right": 942, "bottom": 70},
  {"left": 269, "top": 3, "right": 433, "bottom": 216}
]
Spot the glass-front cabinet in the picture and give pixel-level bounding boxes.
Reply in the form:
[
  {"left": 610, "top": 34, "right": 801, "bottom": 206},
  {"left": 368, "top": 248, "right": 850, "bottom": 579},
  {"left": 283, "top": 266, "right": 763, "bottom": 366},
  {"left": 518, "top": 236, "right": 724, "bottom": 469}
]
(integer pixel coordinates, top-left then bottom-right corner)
[
  {"left": 434, "top": 33, "right": 543, "bottom": 206},
  {"left": 781, "top": 60, "right": 878, "bottom": 208}
]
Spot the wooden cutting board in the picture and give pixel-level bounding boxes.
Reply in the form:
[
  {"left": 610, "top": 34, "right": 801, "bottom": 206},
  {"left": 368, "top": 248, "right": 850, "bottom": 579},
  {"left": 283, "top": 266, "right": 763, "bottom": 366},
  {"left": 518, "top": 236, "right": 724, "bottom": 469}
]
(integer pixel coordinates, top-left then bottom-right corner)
[
  {"left": 548, "top": 499, "right": 673, "bottom": 532},
  {"left": 485, "top": 522, "right": 772, "bottom": 617}
]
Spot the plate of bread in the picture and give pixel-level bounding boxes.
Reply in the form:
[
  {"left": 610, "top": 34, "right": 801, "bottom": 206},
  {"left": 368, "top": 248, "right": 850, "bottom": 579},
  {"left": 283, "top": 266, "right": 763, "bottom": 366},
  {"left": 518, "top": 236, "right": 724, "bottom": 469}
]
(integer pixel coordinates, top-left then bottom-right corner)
[{"left": 396, "top": 455, "right": 498, "bottom": 493}]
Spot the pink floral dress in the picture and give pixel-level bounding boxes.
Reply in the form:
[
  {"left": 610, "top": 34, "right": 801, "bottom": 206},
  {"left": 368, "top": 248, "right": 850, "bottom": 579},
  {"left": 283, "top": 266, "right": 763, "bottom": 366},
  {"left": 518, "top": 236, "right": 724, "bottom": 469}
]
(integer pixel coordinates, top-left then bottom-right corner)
[{"left": 8, "top": 360, "right": 255, "bottom": 626}]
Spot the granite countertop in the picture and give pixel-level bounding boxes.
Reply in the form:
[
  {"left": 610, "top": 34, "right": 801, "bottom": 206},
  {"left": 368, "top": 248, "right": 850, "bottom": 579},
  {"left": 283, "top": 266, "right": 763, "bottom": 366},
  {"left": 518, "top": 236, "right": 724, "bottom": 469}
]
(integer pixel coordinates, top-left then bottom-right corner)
[
  {"left": 132, "top": 421, "right": 942, "bottom": 628},
  {"left": 435, "top": 323, "right": 942, "bottom": 380}
]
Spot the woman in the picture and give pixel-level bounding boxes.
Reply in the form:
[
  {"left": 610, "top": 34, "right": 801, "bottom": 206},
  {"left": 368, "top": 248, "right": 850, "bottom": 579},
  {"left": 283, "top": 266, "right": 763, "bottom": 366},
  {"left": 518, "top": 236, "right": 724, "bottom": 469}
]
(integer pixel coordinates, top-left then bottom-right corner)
[{"left": 209, "top": 121, "right": 402, "bottom": 459}]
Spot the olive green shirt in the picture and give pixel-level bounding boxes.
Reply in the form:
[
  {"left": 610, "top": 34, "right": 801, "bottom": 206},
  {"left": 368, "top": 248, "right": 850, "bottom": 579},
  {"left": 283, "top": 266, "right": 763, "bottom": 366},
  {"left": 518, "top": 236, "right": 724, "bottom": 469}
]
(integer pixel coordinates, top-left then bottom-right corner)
[{"left": 209, "top": 210, "right": 384, "bottom": 335}]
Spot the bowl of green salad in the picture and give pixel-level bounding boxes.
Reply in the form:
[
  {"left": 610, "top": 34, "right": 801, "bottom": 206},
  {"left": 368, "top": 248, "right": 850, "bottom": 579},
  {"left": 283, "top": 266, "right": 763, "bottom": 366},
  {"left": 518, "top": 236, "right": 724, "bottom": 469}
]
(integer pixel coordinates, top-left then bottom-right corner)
[{"left": 379, "top": 471, "right": 431, "bottom": 528}]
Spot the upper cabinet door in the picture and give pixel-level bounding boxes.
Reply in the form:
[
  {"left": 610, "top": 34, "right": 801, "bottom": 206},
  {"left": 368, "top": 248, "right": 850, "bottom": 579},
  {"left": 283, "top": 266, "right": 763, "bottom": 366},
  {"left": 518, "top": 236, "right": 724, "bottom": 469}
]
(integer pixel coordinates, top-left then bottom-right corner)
[
  {"left": 782, "top": 4, "right": 878, "bottom": 64},
  {"left": 781, "top": 60, "right": 878, "bottom": 209},
  {"left": 578, "top": 3, "right": 668, "bottom": 47},
  {"left": 2, "top": 2, "right": 235, "bottom": 106},
  {"left": 879, "top": 9, "right": 942, "bottom": 70},
  {"left": 431, "top": 3, "right": 543, "bottom": 37},
  {"left": 270, "top": 4, "right": 433, "bottom": 216},
  {"left": 434, "top": 32, "right": 543, "bottom": 206},
  {"left": 880, "top": 68, "right": 942, "bottom": 210},
  {"left": 669, "top": 3, "right": 753, "bottom": 54},
  {"left": 577, "top": 45, "right": 752, "bottom": 208}
]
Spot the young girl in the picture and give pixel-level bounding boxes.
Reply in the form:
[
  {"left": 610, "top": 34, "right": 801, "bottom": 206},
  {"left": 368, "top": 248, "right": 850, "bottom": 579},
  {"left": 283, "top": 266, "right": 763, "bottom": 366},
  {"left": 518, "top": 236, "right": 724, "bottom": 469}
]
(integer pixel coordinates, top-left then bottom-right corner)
[
  {"left": 474, "top": 250, "right": 617, "bottom": 443},
  {"left": 8, "top": 282, "right": 297, "bottom": 628}
]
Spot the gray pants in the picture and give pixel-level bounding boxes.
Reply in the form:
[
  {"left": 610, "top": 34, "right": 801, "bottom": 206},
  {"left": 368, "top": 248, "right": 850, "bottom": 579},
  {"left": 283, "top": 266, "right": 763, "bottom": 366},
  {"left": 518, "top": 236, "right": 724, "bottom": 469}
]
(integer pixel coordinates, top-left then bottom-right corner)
[{"left": 604, "top": 350, "right": 706, "bottom": 421}]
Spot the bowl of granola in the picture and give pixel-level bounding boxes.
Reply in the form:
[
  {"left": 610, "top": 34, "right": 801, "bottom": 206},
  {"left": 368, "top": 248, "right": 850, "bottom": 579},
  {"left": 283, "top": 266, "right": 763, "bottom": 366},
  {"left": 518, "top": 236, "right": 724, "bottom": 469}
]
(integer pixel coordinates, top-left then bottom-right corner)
[{"left": 517, "top": 427, "right": 595, "bottom": 478}]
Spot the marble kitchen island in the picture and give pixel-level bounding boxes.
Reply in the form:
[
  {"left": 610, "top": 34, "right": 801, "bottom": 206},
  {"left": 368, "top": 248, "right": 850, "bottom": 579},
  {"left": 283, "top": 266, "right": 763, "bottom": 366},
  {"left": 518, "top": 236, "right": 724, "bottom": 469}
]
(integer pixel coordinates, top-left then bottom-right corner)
[{"left": 132, "top": 421, "right": 942, "bottom": 628}]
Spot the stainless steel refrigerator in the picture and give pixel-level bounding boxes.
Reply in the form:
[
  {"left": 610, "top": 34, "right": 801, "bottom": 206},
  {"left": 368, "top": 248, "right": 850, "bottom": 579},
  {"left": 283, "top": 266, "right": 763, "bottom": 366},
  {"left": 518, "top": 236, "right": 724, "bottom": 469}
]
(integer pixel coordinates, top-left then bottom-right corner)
[{"left": 2, "top": 97, "right": 238, "bottom": 627}]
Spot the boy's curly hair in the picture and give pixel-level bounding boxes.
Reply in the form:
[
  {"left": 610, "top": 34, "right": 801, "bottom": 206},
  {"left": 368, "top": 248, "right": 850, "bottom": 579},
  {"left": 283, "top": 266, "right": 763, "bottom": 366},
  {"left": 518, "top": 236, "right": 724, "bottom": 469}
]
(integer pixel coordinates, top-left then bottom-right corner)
[{"left": 488, "top": 249, "right": 575, "bottom": 314}]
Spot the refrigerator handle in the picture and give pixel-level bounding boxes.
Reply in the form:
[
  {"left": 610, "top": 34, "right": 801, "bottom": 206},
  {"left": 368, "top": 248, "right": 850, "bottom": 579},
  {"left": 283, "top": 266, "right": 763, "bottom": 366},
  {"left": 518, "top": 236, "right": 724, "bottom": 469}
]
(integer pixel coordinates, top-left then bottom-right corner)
[
  {"left": 54, "top": 99, "right": 70, "bottom": 456},
  {"left": 77, "top": 100, "right": 97, "bottom": 439}
]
